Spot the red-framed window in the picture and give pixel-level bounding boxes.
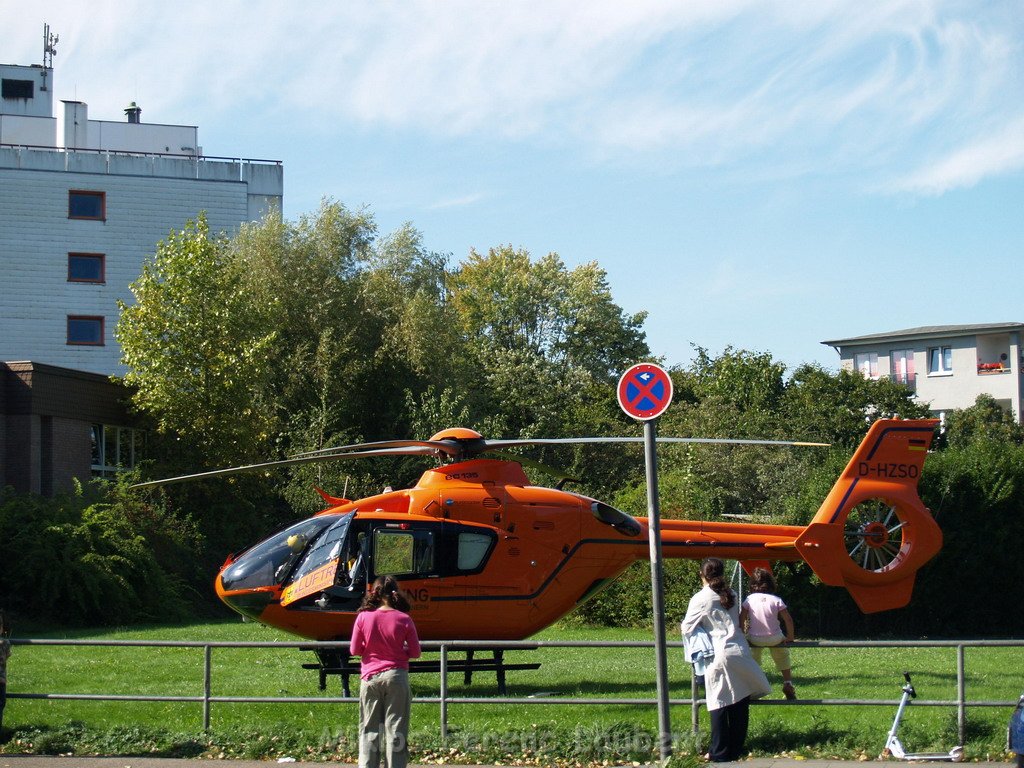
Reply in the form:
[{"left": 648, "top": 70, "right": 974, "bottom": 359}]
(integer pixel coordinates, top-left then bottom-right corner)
[
  {"left": 67, "top": 315, "right": 105, "bottom": 345},
  {"left": 68, "top": 190, "right": 106, "bottom": 220},
  {"left": 68, "top": 252, "right": 106, "bottom": 283}
]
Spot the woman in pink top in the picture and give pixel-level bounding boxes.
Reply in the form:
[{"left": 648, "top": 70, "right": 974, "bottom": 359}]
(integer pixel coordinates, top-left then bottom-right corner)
[
  {"left": 350, "top": 575, "right": 422, "bottom": 768},
  {"left": 740, "top": 568, "right": 797, "bottom": 700}
]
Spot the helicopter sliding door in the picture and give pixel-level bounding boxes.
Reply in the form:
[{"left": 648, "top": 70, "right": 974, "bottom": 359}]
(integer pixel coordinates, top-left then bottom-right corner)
[
  {"left": 366, "top": 524, "right": 497, "bottom": 638},
  {"left": 280, "top": 513, "right": 354, "bottom": 607},
  {"left": 368, "top": 521, "right": 475, "bottom": 634}
]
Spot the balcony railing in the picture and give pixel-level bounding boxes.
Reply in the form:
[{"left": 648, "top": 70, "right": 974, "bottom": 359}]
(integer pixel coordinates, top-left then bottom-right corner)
[{"left": 977, "top": 362, "right": 1012, "bottom": 375}]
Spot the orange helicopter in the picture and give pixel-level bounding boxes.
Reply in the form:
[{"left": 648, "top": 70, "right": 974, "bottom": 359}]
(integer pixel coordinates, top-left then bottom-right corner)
[{"left": 136, "top": 417, "right": 942, "bottom": 641}]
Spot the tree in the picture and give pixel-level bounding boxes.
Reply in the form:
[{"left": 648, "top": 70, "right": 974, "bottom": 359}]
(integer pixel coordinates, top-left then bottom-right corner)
[
  {"left": 229, "top": 201, "right": 380, "bottom": 451},
  {"left": 447, "top": 246, "right": 649, "bottom": 496},
  {"left": 782, "top": 363, "right": 931, "bottom": 446},
  {"left": 942, "top": 394, "right": 1024, "bottom": 448},
  {"left": 118, "top": 203, "right": 405, "bottom": 530},
  {"left": 449, "top": 246, "right": 648, "bottom": 437},
  {"left": 119, "top": 202, "right": 414, "bottom": 468},
  {"left": 450, "top": 247, "right": 647, "bottom": 376},
  {"left": 633, "top": 350, "right": 933, "bottom": 525},
  {"left": 117, "top": 214, "right": 278, "bottom": 466},
  {"left": 653, "top": 348, "right": 801, "bottom": 522},
  {"left": 0, "top": 479, "right": 199, "bottom": 625},
  {"left": 360, "top": 224, "right": 467, "bottom": 426}
]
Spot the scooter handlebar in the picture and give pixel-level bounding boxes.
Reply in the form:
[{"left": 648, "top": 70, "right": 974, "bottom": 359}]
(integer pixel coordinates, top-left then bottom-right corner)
[{"left": 902, "top": 671, "right": 917, "bottom": 698}]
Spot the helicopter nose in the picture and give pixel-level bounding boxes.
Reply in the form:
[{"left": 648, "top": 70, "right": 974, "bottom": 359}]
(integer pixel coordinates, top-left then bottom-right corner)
[
  {"left": 219, "top": 586, "right": 274, "bottom": 622},
  {"left": 216, "top": 550, "right": 280, "bottom": 620}
]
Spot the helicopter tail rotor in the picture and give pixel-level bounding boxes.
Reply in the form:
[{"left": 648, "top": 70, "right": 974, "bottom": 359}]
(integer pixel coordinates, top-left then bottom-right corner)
[{"left": 794, "top": 418, "right": 942, "bottom": 613}]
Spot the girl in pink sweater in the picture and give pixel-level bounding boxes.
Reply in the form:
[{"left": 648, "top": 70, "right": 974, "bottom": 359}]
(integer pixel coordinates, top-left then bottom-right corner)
[{"left": 350, "top": 576, "right": 421, "bottom": 768}]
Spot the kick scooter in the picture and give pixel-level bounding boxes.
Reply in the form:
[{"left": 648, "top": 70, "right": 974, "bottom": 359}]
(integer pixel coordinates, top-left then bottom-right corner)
[{"left": 882, "top": 671, "right": 964, "bottom": 762}]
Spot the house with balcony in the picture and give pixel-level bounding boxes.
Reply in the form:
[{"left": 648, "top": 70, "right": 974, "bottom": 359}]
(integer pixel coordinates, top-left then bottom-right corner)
[{"left": 822, "top": 323, "right": 1024, "bottom": 423}]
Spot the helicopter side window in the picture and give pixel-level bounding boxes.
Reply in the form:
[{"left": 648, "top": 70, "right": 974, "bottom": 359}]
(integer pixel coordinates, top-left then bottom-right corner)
[
  {"left": 435, "top": 524, "right": 497, "bottom": 576},
  {"left": 457, "top": 532, "right": 493, "bottom": 570},
  {"left": 372, "top": 528, "right": 434, "bottom": 577}
]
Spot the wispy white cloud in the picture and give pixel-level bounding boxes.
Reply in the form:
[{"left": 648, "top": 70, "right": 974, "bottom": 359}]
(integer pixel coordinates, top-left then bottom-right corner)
[
  {"left": 584, "top": 2, "right": 1021, "bottom": 182},
  {"left": 3, "top": 0, "right": 1022, "bottom": 194},
  {"left": 890, "top": 115, "right": 1024, "bottom": 194},
  {"left": 699, "top": 259, "right": 812, "bottom": 301}
]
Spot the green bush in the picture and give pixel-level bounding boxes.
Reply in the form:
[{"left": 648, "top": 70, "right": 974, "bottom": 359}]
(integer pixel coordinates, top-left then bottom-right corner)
[{"left": 0, "top": 479, "right": 200, "bottom": 626}]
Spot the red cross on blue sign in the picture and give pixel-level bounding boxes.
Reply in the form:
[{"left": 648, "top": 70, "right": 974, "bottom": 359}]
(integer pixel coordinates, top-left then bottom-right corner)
[{"left": 617, "top": 363, "right": 673, "bottom": 421}]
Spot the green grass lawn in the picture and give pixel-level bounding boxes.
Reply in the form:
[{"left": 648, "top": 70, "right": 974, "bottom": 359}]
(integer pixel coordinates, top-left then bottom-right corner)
[{"left": 1, "top": 619, "right": 1020, "bottom": 764}]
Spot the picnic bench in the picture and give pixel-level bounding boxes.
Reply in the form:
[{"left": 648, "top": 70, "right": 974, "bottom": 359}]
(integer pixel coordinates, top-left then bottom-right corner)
[{"left": 302, "top": 644, "right": 540, "bottom": 696}]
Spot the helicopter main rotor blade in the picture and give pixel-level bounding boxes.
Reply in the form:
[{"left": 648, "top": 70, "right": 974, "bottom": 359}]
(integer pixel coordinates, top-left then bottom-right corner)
[
  {"left": 479, "top": 436, "right": 830, "bottom": 452},
  {"left": 291, "top": 439, "right": 462, "bottom": 459},
  {"left": 132, "top": 430, "right": 829, "bottom": 490},
  {"left": 131, "top": 445, "right": 442, "bottom": 489}
]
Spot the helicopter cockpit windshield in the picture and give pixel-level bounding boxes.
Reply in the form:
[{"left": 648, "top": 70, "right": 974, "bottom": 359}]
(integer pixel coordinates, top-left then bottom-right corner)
[
  {"left": 282, "top": 513, "right": 355, "bottom": 593},
  {"left": 220, "top": 514, "right": 342, "bottom": 591}
]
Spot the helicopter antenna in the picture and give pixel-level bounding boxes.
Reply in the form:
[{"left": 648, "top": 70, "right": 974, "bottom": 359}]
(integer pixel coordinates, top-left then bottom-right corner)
[{"left": 343, "top": 476, "right": 350, "bottom": 499}]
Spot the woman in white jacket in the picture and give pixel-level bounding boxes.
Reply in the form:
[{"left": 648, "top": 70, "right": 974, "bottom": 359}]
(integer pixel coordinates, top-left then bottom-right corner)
[{"left": 681, "top": 558, "right": 770, "bottom": 762}]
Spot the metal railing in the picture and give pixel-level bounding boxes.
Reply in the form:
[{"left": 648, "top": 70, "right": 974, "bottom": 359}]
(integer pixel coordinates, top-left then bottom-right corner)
[
  {"left": 1, "top": 140, "right": 282, "bottom": 164},
  {"left": 9, "top": 637, "right": 1023, "bottom": 743}
]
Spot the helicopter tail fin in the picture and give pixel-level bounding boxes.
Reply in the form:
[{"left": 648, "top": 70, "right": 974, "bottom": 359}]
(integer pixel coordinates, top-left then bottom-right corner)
[{"left": 795, "top": 418, "right": 942, "bottom": 613}]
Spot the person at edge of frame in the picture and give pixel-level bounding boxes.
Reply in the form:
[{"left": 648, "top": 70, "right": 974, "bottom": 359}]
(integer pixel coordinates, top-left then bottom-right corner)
[{"left": 0, "top": 610, "right": 11, "bottom": 739}]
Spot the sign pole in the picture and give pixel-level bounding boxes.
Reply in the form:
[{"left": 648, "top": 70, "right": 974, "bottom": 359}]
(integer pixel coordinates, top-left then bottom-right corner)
[
  {"left": 645, "top": 416, "right": 673, "bottom": 763},
  {"left": 617, "top": 362, "right": 675, "bottom": 764}
]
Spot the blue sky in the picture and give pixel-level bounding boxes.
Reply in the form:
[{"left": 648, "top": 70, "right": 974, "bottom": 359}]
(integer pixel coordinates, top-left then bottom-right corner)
[{"left": 4, "top": 1, "right": 1022, "bottom": 372}]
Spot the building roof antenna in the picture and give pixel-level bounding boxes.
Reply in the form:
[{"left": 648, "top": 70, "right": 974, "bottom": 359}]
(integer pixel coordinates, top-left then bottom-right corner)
[{"left": 41, "top": 23, "right": 59, "bottom": 91}]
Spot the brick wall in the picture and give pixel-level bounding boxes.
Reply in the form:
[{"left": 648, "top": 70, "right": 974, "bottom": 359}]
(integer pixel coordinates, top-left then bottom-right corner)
[
  {"left": 49, "top": 416, "right": 93, "bottom": 495},
  {"left": 1, "top": 361, "right": 138, "bottom": 494}
]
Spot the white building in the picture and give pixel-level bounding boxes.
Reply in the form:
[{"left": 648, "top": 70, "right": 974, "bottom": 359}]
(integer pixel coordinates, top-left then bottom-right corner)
[
  {"left": 822, "top": 323, "right": 1024, "bottom": 423},
  {"left": 1, "top": 35, "right": 284, "bottom": 494},
  {"left": 1, "top": 52, "right": 283, "bottom": 376}
]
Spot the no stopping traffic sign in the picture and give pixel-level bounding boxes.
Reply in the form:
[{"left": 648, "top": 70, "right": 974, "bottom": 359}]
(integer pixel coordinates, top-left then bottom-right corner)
[{"left": 617, "top": 363, "right": 673, "bottom": 421}]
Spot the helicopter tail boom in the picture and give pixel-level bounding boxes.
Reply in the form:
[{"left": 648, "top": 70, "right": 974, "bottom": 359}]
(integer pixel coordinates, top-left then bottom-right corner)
[
  {"left": 651, "top": 419, "right": 941, "bottom": 613},
  {"left": 794, "top": 418, "right": 941, "bottom": 613},
  {"left": 655, "top": 518, "right": 805, "bottom": 563}
]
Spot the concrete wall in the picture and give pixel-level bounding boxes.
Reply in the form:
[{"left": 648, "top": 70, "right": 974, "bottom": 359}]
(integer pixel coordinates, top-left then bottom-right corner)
[
  {"left": 0, "top": 64, "right": 54, "bottom": 118},
  {"left": 0, "top": 113, "right": 56, "bottom": 145}
]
